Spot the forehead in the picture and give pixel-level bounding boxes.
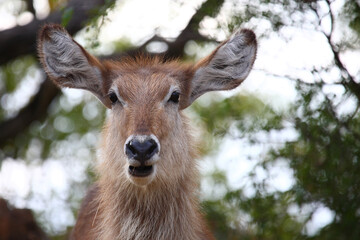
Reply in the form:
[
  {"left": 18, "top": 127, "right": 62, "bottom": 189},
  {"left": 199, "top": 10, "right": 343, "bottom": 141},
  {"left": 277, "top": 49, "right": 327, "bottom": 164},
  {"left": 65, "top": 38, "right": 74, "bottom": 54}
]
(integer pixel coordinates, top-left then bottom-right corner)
[
  {"left": 105, "top": 56, "right": 190, "bottom": 103},
  {"left": 112, "top": 69, "right": 176, "bottom": 100}
]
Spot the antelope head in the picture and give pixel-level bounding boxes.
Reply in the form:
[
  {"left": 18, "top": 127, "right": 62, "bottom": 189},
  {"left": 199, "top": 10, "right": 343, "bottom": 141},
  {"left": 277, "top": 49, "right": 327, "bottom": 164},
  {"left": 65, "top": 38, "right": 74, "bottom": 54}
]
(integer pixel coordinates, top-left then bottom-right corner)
[{"left": 38, "top": 24, "right": 257, "bottom": 187}]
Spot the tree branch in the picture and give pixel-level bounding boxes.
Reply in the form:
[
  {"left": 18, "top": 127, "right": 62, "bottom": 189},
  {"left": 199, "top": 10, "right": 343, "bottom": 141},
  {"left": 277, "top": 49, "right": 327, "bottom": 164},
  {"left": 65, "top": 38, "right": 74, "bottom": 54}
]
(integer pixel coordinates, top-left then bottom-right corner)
[
  {"left": 0, "top": 0, "right": 106, "bottom": 66},
  {"left": 25, "top": 0, "right": 36, "bottom": 15},
  {"left": 163, "top": 0, "right": 224, "bottom": 59},
  {"left": 322, "top": 0, "right": 360, "bottom": 102},
  {"left": 121, "top": 0, "right": 223, "bottom": 60},
  {"left": 0, "top": 79, "right": 60, "bottom": 147}
]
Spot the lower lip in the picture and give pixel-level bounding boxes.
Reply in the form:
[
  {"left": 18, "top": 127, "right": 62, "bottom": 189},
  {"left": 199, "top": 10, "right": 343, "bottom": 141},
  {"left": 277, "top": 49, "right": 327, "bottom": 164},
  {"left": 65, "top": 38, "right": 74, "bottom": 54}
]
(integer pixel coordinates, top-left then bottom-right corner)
[{"left": 128, "top": 165, "right": 154, "bottom": 177}]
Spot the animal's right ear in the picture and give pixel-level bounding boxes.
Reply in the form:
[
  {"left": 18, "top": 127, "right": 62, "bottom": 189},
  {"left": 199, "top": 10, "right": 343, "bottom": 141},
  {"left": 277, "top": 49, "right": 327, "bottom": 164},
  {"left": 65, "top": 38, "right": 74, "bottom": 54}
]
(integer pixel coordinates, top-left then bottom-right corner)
[{"left": 37, "top": 24, "right": 112, "bottom": 108}]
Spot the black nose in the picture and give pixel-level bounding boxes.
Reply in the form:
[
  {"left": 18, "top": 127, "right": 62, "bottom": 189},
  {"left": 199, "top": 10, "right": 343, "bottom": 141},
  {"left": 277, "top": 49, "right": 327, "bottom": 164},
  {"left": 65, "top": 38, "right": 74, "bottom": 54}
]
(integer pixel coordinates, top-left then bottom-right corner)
[{"left": 125, "top": 139, "right": 159, "bottom": 163}]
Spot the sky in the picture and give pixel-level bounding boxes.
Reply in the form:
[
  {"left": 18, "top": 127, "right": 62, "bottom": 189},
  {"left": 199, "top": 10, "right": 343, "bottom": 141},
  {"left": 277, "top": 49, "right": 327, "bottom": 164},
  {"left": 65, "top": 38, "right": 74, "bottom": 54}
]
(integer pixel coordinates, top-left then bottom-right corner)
[{"left": 0, "top": 0, "right": 359, "bottom": 236}]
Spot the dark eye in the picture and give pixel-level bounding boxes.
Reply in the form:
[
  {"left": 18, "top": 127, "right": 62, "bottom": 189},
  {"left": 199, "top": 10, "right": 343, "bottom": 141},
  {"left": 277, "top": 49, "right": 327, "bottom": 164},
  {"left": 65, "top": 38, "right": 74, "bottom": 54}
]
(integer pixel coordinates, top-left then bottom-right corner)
[
  {"left": 109, "top": 92, "right": 118, "bottom": 104},
  {"left": 168, "top": 91, "right": 180, "bottom": 103}
]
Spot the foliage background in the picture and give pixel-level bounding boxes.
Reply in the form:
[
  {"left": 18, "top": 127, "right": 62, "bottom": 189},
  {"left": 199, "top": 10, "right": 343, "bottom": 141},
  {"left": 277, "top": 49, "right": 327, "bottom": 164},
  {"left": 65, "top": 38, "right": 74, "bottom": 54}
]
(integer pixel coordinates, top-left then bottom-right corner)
[{"left": 0, "top": 0, "right": 359, "bottom": 239}]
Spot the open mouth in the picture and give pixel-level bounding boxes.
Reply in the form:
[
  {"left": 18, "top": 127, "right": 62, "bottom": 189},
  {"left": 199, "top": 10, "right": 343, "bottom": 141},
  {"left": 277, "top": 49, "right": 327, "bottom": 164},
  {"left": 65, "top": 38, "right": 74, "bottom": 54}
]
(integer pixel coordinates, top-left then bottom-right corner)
[{"left": 128, "top": 165, "right": 154, "bottom": 177}]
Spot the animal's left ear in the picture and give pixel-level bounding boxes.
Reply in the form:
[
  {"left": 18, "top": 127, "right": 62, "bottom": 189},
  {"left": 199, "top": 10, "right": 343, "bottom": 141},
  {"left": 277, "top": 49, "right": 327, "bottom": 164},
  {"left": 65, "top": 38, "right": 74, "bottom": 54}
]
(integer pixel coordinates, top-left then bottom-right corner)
[{"left": 183, "top": 29, "right": 257, "bottom": 108}]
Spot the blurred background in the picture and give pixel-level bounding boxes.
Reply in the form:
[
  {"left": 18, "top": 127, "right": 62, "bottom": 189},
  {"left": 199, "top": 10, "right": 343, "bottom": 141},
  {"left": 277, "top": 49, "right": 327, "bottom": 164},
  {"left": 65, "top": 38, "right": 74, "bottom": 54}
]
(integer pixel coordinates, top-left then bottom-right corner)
[{"left": 0, "top": 0, "right": 360, "bottom": 239}]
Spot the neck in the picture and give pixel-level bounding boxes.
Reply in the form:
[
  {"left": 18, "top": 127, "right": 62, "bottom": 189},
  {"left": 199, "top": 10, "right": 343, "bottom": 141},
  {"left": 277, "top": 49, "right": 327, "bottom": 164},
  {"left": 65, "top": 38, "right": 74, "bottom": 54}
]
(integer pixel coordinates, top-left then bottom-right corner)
[{"left": 95, "top": 165, "right": 205, "bottom": 240}]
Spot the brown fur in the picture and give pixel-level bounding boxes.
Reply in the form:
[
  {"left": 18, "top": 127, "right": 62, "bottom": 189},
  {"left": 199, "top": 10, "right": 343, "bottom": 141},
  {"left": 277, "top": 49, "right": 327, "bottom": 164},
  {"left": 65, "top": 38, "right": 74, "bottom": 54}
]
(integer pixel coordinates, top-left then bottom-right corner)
[
  {"left": 38, "top": 24, "right": 257, "bottom": 240},
  {"left": 65, "top": 58, "right": 213, "bottom": 239}
]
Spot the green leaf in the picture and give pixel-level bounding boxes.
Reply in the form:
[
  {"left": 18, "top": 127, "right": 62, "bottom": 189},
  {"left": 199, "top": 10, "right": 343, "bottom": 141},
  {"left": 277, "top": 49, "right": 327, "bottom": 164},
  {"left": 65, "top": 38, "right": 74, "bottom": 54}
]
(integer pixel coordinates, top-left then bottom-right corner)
[{"left": 61, "top": 7, "right": 74, "bottom": 27}]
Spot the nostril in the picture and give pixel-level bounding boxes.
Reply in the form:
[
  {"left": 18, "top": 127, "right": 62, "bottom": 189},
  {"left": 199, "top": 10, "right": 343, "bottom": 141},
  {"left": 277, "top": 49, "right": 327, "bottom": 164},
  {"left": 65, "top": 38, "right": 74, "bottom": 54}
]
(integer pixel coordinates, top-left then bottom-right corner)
[
  {"left": 125, "top": 138, "right": 159, "bottom": 162},
  {"left": 127, "top": 142, "right": 137, "bottom": 156},
  {"left": 149, "top": 143, "right": 157, "bottom": 153},
  {"left": 147, "top": 139, "right": 159, "bottom": 158}
]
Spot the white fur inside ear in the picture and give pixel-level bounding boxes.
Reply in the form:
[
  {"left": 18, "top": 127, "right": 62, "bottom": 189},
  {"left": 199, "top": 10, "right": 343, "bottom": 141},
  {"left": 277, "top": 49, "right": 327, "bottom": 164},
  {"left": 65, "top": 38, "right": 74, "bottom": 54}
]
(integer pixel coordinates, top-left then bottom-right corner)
[
  {"left": 190, "top": 29, "right": 257, "bottom": 102},
  {"left": 42, "top": 29, "right": 103, "bottom": 96},
  {"left": 208, "top": 31, "right": 256, "bottom": 80}
]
